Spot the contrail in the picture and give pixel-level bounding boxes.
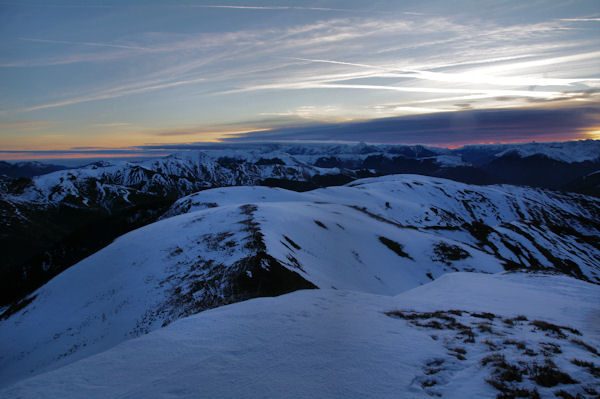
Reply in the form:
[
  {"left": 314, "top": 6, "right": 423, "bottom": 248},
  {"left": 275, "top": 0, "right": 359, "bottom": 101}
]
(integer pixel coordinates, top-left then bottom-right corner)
[{"left": 188, "top": 5, "right": 350, "bottom": 11}]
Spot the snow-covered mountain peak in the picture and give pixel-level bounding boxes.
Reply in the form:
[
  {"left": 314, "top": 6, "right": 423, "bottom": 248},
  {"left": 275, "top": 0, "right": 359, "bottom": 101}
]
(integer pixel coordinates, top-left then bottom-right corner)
[
  {"left": 461, "top": 139, "right": 600, "bottom": 164},
  {"left": 1, "top": 174, "right": 599, "bottom": 389}
]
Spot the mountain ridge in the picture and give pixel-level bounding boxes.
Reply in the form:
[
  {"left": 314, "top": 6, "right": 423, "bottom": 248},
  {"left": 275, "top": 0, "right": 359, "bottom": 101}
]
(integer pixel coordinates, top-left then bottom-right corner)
[
  {"left": 1, "top": 174, "right": 598, "bottom": 389},
  {"left": 1, "top": 140, "right": 599, "bottom": 308}
]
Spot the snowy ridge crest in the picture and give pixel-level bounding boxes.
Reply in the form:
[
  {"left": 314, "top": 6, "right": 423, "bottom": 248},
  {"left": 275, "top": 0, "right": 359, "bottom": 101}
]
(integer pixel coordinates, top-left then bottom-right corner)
[{"left": 0, "top": 174, "right": 599, "bottom": 391}]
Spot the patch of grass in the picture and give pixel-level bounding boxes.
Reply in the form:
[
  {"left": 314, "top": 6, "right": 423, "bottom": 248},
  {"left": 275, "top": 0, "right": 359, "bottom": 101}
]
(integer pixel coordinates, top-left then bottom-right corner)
[
  {"left": 384, "top": 310, "right": 470, "bottom": 332},
  {"left": 482, "top": 353, "right": 506, "bottom": 367},
  {"left": 501, "top": 388, "right": 540, "bottom": 399},
  {"left": 523, "top": 348, "right": 538, "bottom": 357},
  {"left": 477, "top": 321, "right": 495, "bottom": 334},
  {"left": 571, "top": 358, "right": 600, "bottom": 377},
  {"left": 449, "top": 346, "right": 467, "bottom": 355},
  {"left": 502, "top": 315, "right": 528, "bottom": 328},
  {"left": 483, "top": 354, "right": 524, "bottom": 382},
  {"left": 282, "top": 235, "right": 301, "bottom": 250},
  {"left": 426, "top": 359, "right": 445, "bottom": 367},
  {"left": 472, "top": 312, "right": 497, "bottom": 320},
  {"left": 433, "top": 242, "right": 471, "bottom": 264},
  {"left": 459, "top": 328, "right": 476, "bottom": 343},
  {"left": 530, "top": 320, "right": 581, "bottom": 339},
  {"left": 378, "top": 236, "right": 413, "bottom": 259},
  {"left": 486, "top": 378, "right": 540, "bottom": 399},
  {"left": 447, "top": 309, "right": 464, "bottom": 316},
  {"left": 285, "top": 254, "right": 304, "bottom": 272},
  {"left": 421, "top": 379, "right": 437, "bottom": 388},
  {"left": 448, "top": 346, "right": 467, "bottom": 360},
  {"left": 483, "top": 354, "right": 544, "bottom": 398},
  {"left": 464, "top": 220, "right": 495, "bottom": 244},
  {"left": 570, "top": 338, "right": 599, "bottom": 356},
  {"left": 553, "top": 389, "right": 582, "bottom": 399},
  {"left": 348, "top": 205, "right": 406, "bottom": 228},
  {"left": 313, "top": 220, "right": 327, "bottom": 229},
  {"left": 504, "top": 340, "right": 527, "bottom": 351},
  {"left": 417, "top": 320, "right": 444, "bottom": 329},
  {"left": 168, "top": 246, "right": 183, "bottom": 257},
  {"left": 484, "top": 339, "right": 500, "bottom": 351},
  {"left": 497, "top": 363, "right": 523, "bottom": 383},
  {"left": 529, "top": 360, "right": 578, "bottom": 387},
  {"left": 540, "top": 342, "right": 563, "bottom": 356}
]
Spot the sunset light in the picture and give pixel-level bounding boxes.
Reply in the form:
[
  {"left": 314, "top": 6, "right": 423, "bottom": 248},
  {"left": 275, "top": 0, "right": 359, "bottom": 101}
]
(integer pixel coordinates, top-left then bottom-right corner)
[{"left": 1, "top": 1, "right": 599, "bottom": 159}]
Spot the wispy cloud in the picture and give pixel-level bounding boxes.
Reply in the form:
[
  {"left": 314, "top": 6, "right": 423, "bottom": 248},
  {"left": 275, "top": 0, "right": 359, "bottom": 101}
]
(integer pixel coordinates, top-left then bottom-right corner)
[
  {"left": 0, "top": 120, "right": 55, "bottom": 131},
  {"left": 289, "top": 56, "right": 599, "bottom": 87},
  {"left": 220, "top": 79, "right": 566, "bottom": 100},
  {"left": 19, "top": 77, "right": 205, "bottom": 112},
  {"left": 92, "top": 122, "right": 133, "bottom": 128},
  {"left": 19, "top": 37, "right": 149, "bottom": 51},
  {"left": 4, "top": 3, "right": 600, "bottom": 139},
  {"left": 154, "top": 125, "right": 269, "bottom": 138},
  {"left": 560, "top": 18, "right": 600, "bottom": 22},
  {"left": 187, "top": 5, "right": 350, "bottom": 12}
]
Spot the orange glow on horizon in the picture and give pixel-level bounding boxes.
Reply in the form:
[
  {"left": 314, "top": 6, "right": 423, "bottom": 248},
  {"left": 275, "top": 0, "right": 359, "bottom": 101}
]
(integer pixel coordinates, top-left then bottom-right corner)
[
  {"left": 585, "top": 127, "right": 600, "bottom": 140},
  {"left": 0, "top": 152, "right": 173, "bottom": 161},
  {"left": 2, "top": 135, "right": 596, "bottom": 161}
]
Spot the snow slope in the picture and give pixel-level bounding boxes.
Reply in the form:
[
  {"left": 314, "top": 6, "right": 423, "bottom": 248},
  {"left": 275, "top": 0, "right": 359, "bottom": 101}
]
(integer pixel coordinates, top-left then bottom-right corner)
[
  {"left": 0, "top": 198, "right": 502, "bottom": 387},
  {"left": 3, "top": 141, "right": 598, "bottom": 309},
  {"left": 2, "top": 273, "right": 598, "bottom": 398},
  {"left": 458, "top": 139, "right": 600, "bottom": 164},
  {"left": 168, "top": 174, "right": 600, "bottom": 283},
  {"left": 1, "top": 175, "right": 598, "bottom": 389},
  {"left": 493, "top": 140, "right": 600, "bottom": 163}
]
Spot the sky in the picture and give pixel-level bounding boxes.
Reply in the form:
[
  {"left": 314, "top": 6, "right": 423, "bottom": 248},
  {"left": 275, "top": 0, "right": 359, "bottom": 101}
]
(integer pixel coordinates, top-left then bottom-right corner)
[{"left": 1, "top": 0, "right": 599, "bottom": 159}]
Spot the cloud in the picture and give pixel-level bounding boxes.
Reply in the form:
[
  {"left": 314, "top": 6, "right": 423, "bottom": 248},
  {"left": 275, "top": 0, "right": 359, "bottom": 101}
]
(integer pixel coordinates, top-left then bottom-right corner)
[
  {"left": 154, "top": 126, "right": 267, "bottom": 138},
  {"left": 4, "top": 7, "right": 600, "bottom": 125},
  {"left": 3, "top": 106, "right": 598, "bottom": 160},
  {"left": 18, "top": 77, "right": 206, "bottom": 112},
  {"left": 0, "top": 121, "right": 53, "bottom": 128},
  {"left": 187, "top": 5, "right": 350, "bottom": 12},
  {"left": 223, "top": 106, "right": 600, "bottom": 145},
  {"left": 287, "top": 56, "right": 598, "bottom": 87},
  {"left": 560, "top": 18, "right": 600, "bottom": 22},
  {"left": 224, "top": 81, "right": 564, "bottom": 100},
  {"left": 92, "top": 122, "right": 133, "bottom": 128},
  {"left": 19, "top": 38, "right": 149, "bottom": 51}
]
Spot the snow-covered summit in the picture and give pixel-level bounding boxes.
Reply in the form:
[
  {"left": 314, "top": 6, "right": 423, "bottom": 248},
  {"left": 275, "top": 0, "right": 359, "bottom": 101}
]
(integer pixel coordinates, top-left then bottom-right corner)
[
  {"left": 3, "top": 140, "right": 599, "bottom": 209},
  {"left": 1, "top": 174, "right": 598, "bottom": 389},
  {"left": 2, "top": 272, "right": 598, "bottom": 398},
  {"left": 459, "top": 139, "right": 600, "bottom": 164}
]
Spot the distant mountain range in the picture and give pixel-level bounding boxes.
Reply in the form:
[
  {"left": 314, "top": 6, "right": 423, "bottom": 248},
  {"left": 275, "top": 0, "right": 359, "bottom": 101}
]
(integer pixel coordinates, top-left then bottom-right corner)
[
  {"left": 1, "top": 140, "right": 599, "bottom": 307},
  {"left": 0, "top": 161, "right": 67, "bottom": 178}
]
